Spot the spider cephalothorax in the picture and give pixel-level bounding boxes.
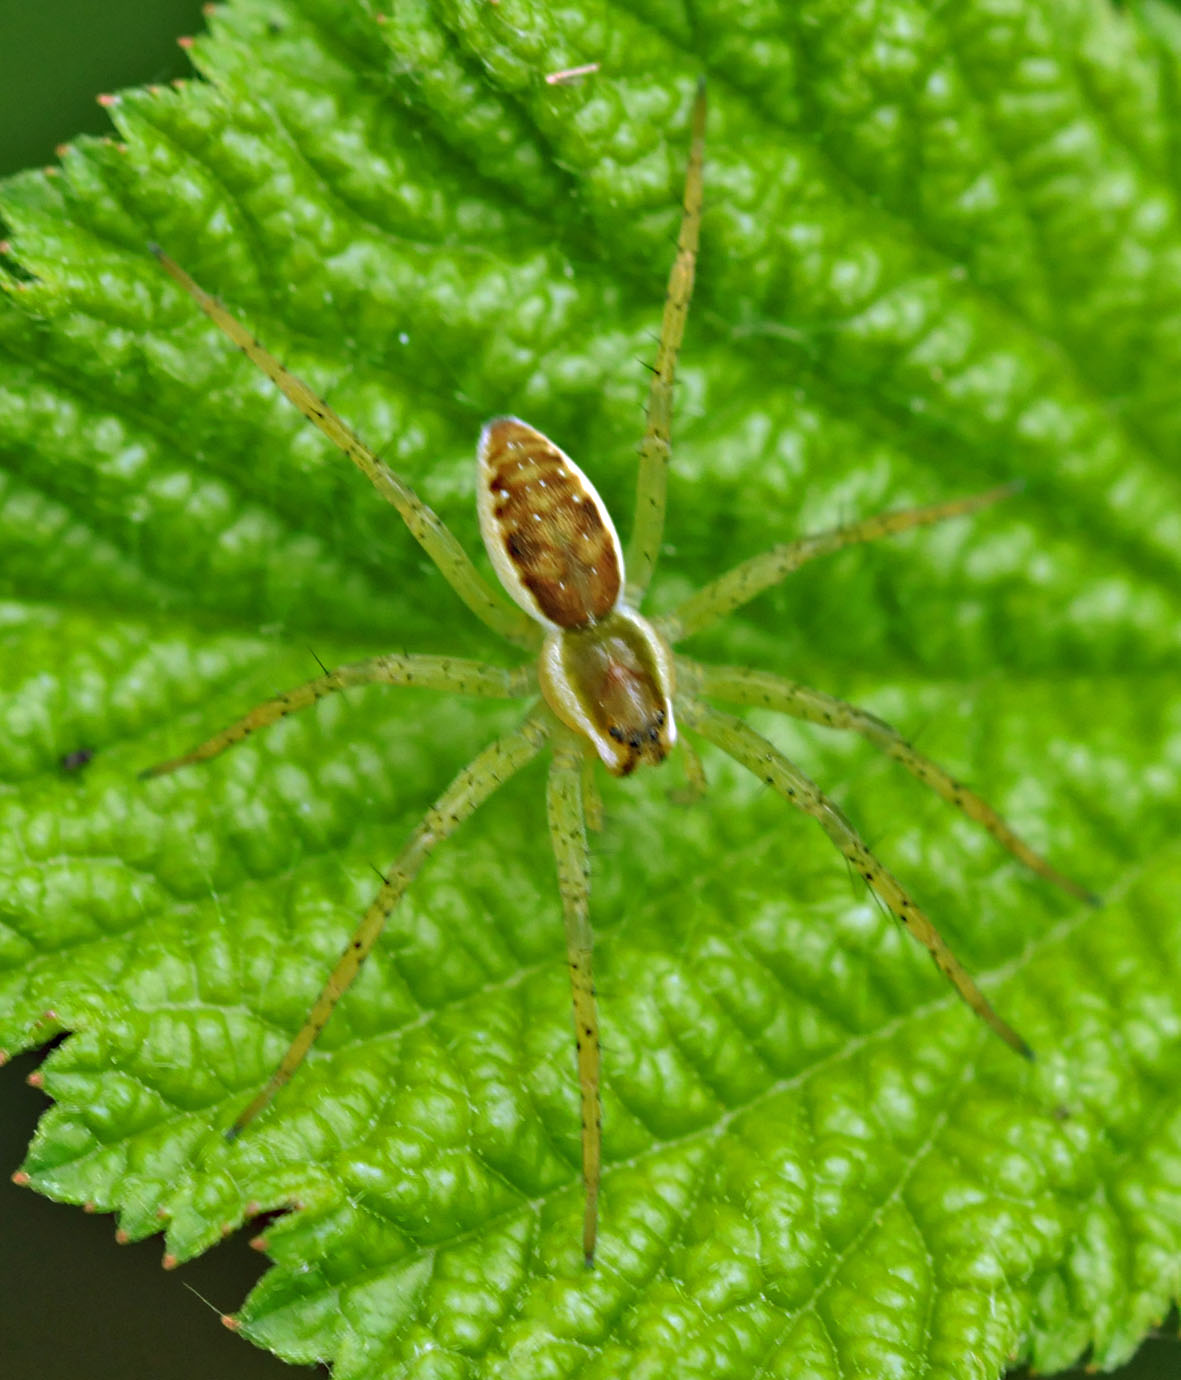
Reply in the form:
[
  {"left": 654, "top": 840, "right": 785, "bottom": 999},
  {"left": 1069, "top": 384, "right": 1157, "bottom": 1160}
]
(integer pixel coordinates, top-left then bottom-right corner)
[{"left": 145, "top": 81, "right": 1093, "bottom": 1267}]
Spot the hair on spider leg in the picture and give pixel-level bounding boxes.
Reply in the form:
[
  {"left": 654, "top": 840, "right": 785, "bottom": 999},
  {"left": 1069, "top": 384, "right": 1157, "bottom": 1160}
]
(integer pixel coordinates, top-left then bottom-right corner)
[
  {"left": 854, "top": 815, "right": 917, "bottom": 874},
  {"left": 180, "top": 1279, "right": 228, "bottom": 1319},
  {"left": 850, "top": 860, "right": 894, "bottom": 924},
  {"left": 883, "top": 704, "right": 941, "bottom": 754}
]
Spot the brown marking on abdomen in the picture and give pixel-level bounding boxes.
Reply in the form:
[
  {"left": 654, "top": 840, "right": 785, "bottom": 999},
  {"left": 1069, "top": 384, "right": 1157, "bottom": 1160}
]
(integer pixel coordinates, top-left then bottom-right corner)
[{"left": 482, "top": 418, "right": 621, "bottom": 628}]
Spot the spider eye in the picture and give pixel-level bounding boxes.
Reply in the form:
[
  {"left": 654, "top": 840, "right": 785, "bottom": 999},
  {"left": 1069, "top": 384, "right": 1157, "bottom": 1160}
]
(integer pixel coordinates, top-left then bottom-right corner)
[{"left": 608, "top": 726, "right": 624, "bottom": 742}]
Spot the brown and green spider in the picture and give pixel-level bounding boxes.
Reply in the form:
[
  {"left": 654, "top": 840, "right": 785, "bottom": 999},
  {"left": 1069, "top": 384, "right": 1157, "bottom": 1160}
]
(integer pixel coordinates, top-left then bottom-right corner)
[{"left": 144, "top": 82, "right": 1093, "bottom": 1266}]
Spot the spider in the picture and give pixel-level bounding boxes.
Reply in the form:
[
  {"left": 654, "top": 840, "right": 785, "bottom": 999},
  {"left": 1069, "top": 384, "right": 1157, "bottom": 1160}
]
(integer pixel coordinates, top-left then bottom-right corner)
[{"left": 144, "top": 81, "right": 1093, "bottom": 1266}]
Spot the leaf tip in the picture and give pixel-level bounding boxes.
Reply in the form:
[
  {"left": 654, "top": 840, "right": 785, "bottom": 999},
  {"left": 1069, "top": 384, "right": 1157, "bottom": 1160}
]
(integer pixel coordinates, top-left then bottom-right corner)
[
  {"left": 221, "top": 1315, "right": 241, "bottom": 1332},
  {"left": 162, "top": 1252, "right": 179, "bottom": 1271},
  {"left": 11, "top": 1170, "right": 30, "bottom": 1188}
]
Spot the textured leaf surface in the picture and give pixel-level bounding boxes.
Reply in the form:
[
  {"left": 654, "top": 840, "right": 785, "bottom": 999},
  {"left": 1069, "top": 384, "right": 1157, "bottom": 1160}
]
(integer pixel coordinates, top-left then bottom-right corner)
[{"left": 2, "top": 1, "right": 1180, "bottom": 1376}]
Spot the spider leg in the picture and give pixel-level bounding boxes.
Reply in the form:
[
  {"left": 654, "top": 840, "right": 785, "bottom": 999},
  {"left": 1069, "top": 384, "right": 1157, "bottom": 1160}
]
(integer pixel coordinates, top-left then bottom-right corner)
[
  {"left": 657, "top": 483, "right": 1021, "bottom": 645},
  {"left": 580, "top": 751, "right": 604, "bottom": 833},
  {"left": 547, "top": 729, "right": 602, "bottom": 1266},
  {"left": 140, "top": 655, "right": 532, "bottom": 778},
  {"left": 624, "top": 79, "right": 707, "bottom": 605},
  {"left": 226, "top": 706, "right": 549, "bottom": 1139},
  {"left": 149, "top": 248, "right": 539, "bottom": 650},
  {"left": 669, "top": 732, "right": 708, "bottom": 804},
  {"left": 679, "top": 697, "right": 1034, "bottom": 1060},
  {"left": 680, "top": 659, "right": 1097, "bottom": 905}
]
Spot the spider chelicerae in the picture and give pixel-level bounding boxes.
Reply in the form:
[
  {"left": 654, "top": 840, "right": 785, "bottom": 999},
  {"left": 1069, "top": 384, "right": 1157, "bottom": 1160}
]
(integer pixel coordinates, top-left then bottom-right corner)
[{"left": 145, "top": 82, "right": 1092, "bottom": 1265}]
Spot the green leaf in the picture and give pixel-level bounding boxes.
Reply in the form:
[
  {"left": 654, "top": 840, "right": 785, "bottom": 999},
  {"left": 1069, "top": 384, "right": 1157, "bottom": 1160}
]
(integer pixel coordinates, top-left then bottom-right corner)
[{"left": 2, "top": 1, "right": 1180, "bottom": 1376}]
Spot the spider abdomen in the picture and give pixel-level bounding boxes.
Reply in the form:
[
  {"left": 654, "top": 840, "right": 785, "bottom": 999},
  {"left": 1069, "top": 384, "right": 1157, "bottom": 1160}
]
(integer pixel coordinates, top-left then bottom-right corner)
[{"left": 477, "top": 416, "right": 623, "bottom": 630}]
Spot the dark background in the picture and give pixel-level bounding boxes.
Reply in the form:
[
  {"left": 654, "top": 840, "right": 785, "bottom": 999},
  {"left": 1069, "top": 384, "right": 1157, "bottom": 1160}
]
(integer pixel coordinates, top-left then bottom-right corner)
[
  {"left": 0, "top": 0, "right": 207, "bottom": 177},
  {"left": 0, "top": 3, "right": 1176, "bottom": 1377}
]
